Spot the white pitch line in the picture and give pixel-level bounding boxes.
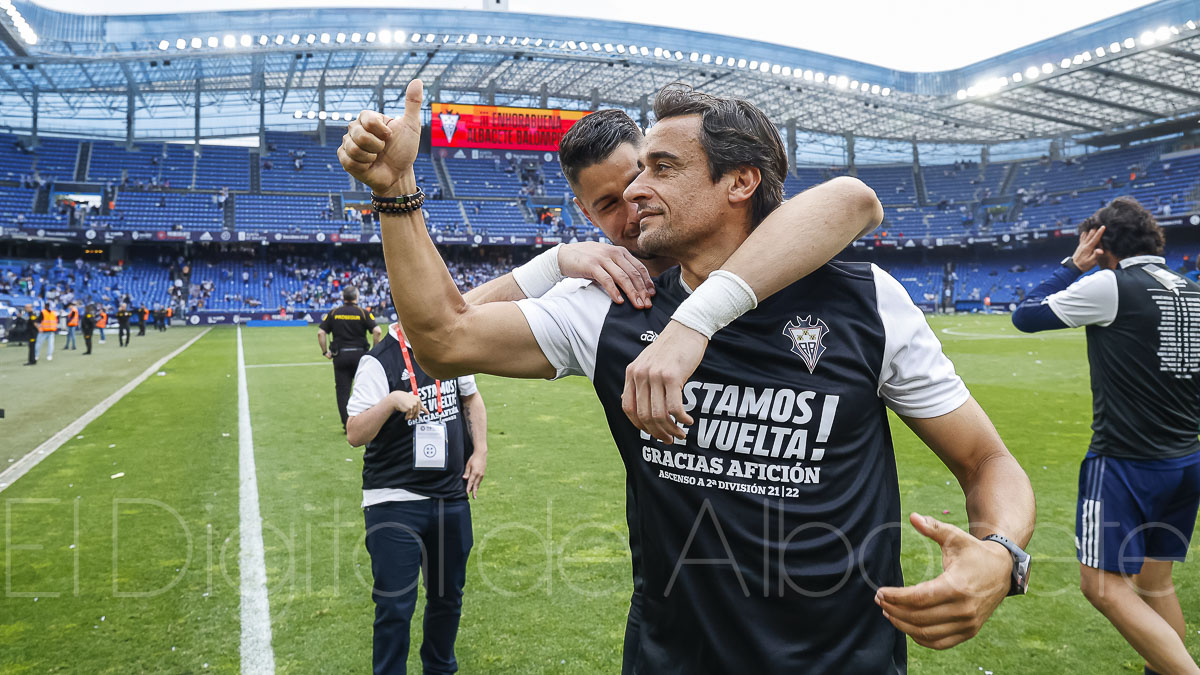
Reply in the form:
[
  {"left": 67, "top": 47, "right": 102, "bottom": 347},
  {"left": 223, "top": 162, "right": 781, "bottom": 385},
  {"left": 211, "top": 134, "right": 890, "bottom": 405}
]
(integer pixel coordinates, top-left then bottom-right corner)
[
  {"left": 245, "top": 362, "right": 329, "bottom": 369},
  {"left": 0, "top": 328, "right": 212, "bottom": 493},
  {"left": 236, "top": 325, "right": 277, "bottom": 674}
]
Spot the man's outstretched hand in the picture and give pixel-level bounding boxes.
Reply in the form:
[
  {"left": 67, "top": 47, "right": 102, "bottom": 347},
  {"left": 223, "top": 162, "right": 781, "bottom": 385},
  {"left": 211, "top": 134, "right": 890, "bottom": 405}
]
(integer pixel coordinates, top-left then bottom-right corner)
[
  {"left": 875, "top": 513, "right": 1013, "bottom": 650},
  {"left": 622, "top": 320, "right": 708, "bottom": 443},
  {"left": 559, "top": 242, "right": 655, "bottom": 309},
  {"left": 338, "top": 79, "right": 424, "bottom": 197}
]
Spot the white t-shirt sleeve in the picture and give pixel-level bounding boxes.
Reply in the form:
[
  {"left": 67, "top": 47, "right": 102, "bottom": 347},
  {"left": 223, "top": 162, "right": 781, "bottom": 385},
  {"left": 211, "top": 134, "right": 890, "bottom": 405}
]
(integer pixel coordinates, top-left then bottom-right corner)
[
  {"left": 1044, "top": 269, "right": 1118, "bottom": 328},
  {"left": 515, "top": 282, "right": 610, "bottom": 381},
  {"left": 457, "top": 374, "right": 478, "bottom": 397},
  {"left": 346, "top": 355, "right": 389, "bottom": 417},
  {"left": 873, "top": 264, "right": 971, "bottom": 418}
]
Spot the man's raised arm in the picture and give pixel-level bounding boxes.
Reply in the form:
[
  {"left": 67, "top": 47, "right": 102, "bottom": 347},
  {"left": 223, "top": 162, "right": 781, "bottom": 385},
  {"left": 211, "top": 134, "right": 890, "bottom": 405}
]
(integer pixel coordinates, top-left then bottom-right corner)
[
  {"left": 337, "top": 79, "right": 555, "bottom": 380},
  {"left": 625, "top": 176, "right": 885, "bottom": 442}
]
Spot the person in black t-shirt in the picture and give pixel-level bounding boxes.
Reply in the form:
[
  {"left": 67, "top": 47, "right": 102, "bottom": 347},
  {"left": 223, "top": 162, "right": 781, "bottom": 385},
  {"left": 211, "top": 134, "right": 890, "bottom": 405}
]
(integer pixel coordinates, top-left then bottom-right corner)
[
  {"left": 115, "top": 304, "right": 133, "bottom": 347},
  {"left": 137, "top": 304, "right": 147, "bottom": 336},
  {"left": 345, "top": 321, "right": 488, "bottom": 675},
  {"left": 20, "top": 303, "right": 38, "bottom": 366},
  {"left": 318, "top": 286, "right": 383, "bottom": 430},
  {"left": 1013, "top": 198, "right": 1200, "bottom": 674},
  {"left": 341, "top": 80, "right": 1034, "bottom": 673}
]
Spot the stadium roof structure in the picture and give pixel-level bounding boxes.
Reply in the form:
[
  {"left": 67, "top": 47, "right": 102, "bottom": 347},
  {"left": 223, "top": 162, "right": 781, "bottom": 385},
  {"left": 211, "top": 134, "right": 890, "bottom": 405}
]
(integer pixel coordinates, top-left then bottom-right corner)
[{"left": 1, "top": 0, "right": 1200, "bottom": 145}]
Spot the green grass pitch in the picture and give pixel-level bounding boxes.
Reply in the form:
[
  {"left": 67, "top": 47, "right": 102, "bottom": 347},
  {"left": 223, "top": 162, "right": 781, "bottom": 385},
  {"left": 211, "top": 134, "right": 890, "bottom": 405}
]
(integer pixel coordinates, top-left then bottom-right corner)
[{"left": 1, "top": 315, "right": 1197, "bottom": 673}]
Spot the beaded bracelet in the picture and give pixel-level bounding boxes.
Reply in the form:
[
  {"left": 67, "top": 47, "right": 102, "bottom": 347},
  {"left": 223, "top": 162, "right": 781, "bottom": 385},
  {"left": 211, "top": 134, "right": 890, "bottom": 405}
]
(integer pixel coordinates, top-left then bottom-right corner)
[{"left": 372, "top": 187, "right": 425, "bottom": 214}]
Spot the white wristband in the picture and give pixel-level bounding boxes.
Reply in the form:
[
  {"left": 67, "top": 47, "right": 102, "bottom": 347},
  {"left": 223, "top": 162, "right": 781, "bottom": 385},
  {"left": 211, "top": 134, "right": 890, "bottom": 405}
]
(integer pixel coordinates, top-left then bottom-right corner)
[
  {"left": 512, "top": 244, "right": 565, "bottom": 298},
  {"left": 671, "top": 270, "right": 758, "bottom": 339}
]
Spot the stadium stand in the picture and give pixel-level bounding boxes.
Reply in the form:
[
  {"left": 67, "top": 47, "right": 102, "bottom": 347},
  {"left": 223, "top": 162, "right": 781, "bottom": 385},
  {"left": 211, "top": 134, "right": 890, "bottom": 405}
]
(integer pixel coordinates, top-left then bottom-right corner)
[{"left": 0, "top": 133, "right": 78, "bottom": 183}]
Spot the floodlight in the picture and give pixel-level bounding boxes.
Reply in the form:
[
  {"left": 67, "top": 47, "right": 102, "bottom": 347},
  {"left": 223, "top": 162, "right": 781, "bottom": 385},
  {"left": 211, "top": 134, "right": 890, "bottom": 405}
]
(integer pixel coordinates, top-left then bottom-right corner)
[
  {"left": 208, "top": 36, "right": 218, "bottom": 47},
  {"left": 351, "top": 32, "right": 361, "bottom": 43},
  {"left": 1110, "top": 41, "right": 1120, "bottom": 52},
  {"left": 617, "top": 44, "right": 626, "bottom": 53},
  {"left": 307, "top": 111, "right": 316, "bottom": 119},
  {"left": 815, "top": 72, "right": 825, "bottom": 82},
  {"left": 158, "top": 40, "right": 169, "bottom": 50},
  {"left": 781, "top": 66, "right": 791, "bottom": 76},
  {"left": 466, "top": 33, "right": 476, "bottom": 43},
  {"left": 1012, "top": 72, "right": 1022, "bottom": 82},
  {"left": 365, "top": 32, "right": 376, "bottom": 43},
  {"left": 836, "top": 76, "right": 849, "bottom": 89},
  {"left": 484, "top": 35, "right": 492, "bottom": 44},
  {"left": 293, "top": 111, "right": 302, "bottom": 119},
  {"left": 1155, "top": 26, "right": 1170, "bottom": 41},
  {"left": 1171, "top": 25, "right": 1180, "bottom": 34},
  {"left": 771, "top": 64, "right": 781, "bottom": 74},
  {"left": 330, "top": 112, "right": 341, "bottom": 121},
  {"left": 1082, "top": 52, "right": 1091, "bottom": 61},
  {"left": 236, "top": 34, "right": 249, "bottom": 47},
  {"left": 290, "top": 34, "right": 300, "bottom": 44},
  {"left": 379, "top": 30, "right": 392, "bottom": 44},
  {"left": 715, "top": 55, "right": 724, "bottom": 65},
  {"left": 1061, "top": 58, "right": 1072, "bottom": 68},
  {"left": 320, "top": 33, "right": 330, "bottom": 44},
  {"left": 336, "top": 33, "right": 345, "bottom": 43},
  {"left": 305, "top": 34, "right": 316, "bottom": 44},
  {"left": 860, "top": 82, "right": 870, "bottom": 92},
  {"left": 747, "top": 59, "right": 757, "bottom": 69},
  {"left": 222, "top": 34, "right": 234, "bottom": 48},
  {"left": 966, "top": 86, "right": 977, "bottom": 96},
  {"left": 1024, "top": 66, "right": 1039, "bottom": 79},
  {"left": 761, "top": 62, "right": 771, "bottom": 73},
  {"left": 803, "top": 70, "right": 813, "bottom": 80},
  {"left": 850, "top": 79, "right": 859, "bottom": 88},
  {"left": 881, "top": 88, "right": 890, "bottom": 96},
  {"left": 1188, "top": 21, "right": 1197, "bottom": 30},
  {"left": 654, "top": 47, "right": 663, "bottom": 57},
  {"left": 258, "top": 35, "right": 268, "bottom": 45},
  {"left": 870, "top": 84, "right": 880, "bottom": 94},
  {"left": 498, "top": 36, "right": 506, "bottom": 44},
  {"left": 176, "top": 38, "right": 186, "bottom": 49},
  {"left": 426, "top": 34, "right": 435, "bottom": 43},
  {"left": 1095, "top": 47, "right": 1105, "bottom": 57},
  {"left": 701, "top": 53, "right": 710, "bottom": 63},
  {"left": 191, "top": 37, "right": 202, "bottom": 48},
  {"left": 640, "top": 46, "right": 648, "bottom": 56},
  {"left": 1072, "top": 55, "right": 1083, "bottom": 65},
  {"left": 318, "top": 111, "right": 327, "bottom": 120},
  {"left": 1041, "top": 62, "right": 1053, "bottom": 73},
  {"left": 274, "top": 34, "right": 284, "bottom": 44}
]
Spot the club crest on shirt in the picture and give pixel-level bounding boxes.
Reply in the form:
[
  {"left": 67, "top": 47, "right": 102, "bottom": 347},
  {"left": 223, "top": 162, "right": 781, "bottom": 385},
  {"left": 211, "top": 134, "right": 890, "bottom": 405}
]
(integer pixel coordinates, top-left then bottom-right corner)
[
  {"left": 439, "top": 110, "right": 460, "bottom": 144},
  {"left": 783, "top": 316, "right": 829, "bottom": 374}
]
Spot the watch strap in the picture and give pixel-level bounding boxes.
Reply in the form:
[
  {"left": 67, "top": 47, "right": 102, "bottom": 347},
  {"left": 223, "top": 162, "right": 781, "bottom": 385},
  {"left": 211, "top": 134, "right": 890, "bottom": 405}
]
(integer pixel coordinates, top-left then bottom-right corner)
[{"left": 983, "top": 534, "right": 1030, "bottom": 596}]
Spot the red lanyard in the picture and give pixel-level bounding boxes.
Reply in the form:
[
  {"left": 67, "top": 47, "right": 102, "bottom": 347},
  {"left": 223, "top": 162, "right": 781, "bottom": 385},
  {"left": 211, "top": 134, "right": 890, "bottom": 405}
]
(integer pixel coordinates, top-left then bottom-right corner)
[{"left": 396, "top": 330, "right": 443, "bottom": 415}]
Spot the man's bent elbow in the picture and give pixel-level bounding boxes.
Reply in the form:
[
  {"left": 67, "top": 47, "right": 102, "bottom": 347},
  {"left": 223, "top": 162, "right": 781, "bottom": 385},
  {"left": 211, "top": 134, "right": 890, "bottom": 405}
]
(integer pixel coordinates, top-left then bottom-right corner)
[{"left": 825, "top": 176, "right": 884, "bottom": 235}]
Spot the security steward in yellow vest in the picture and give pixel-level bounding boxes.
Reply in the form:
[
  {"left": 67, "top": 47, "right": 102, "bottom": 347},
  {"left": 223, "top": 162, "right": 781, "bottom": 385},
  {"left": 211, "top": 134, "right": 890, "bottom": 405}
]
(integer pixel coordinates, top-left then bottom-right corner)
[
  {"left": 35, "top": 303, "right": 59, "bottom": 362},
  {"left": 317, "top": 286, "right": 383, "bottom": 430}
]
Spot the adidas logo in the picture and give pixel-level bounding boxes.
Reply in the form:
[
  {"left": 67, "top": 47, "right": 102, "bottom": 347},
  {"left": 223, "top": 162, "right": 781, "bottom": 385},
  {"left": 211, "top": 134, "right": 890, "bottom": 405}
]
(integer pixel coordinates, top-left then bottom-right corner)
[
  {"left": 401, "top": 370, "right": 411, "bottom": 381},
  {"left": 639, "top": 331, "right": 658, "bottom": 343}
]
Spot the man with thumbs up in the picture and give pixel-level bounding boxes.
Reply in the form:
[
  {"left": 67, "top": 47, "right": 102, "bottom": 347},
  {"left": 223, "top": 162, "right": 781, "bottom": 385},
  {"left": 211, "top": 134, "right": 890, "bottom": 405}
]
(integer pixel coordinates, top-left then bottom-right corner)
[{"left": 339, "top": 79, "right": 1035, "bottom": 673}]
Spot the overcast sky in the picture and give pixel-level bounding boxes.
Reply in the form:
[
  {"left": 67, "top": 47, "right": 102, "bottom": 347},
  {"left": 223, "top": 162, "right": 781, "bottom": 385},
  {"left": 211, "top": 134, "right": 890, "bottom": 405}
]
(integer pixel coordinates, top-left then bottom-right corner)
[{"left": 33, "top": 0, "right": 1159, "bottom": 71}]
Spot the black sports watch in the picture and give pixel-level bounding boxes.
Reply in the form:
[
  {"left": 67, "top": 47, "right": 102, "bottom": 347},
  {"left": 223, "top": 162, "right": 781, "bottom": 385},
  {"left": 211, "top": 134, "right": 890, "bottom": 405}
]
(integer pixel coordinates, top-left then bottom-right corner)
[
  {"left": 1060, "top": 256, "right": 1082, "bottom": 274},
  {"left": 982, "top": 534, "right": 1030, "bottom": 596}
]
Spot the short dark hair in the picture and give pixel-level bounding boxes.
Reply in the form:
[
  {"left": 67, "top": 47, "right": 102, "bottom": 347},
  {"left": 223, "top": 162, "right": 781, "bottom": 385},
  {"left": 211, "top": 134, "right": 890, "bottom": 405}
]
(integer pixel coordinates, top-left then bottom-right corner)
[
  {"left": 558, "top": 109, "right": 641, "bottom": 187},
  {"left": 1078, "top": 196, "right": 1164, "bottom": 258},
  {"left": 651, "top": 84, "right": 787, "bottom": 227},
  {"left": 343, "top": 286, "right": 358, "bottom": 302}
]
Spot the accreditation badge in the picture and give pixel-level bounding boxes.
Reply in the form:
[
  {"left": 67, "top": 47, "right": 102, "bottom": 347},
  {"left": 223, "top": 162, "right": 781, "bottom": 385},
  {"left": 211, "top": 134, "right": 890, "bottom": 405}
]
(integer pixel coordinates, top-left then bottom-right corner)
[{"left": 414, "top": 421, "right": 448, "bottom": 470}]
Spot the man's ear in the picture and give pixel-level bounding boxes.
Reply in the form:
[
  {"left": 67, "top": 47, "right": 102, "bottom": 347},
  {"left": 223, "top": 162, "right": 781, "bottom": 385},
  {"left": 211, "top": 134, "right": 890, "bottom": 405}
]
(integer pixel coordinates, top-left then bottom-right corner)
[
  {"left": 727, "top": 166, "right": 762, "bottom": 206},
  {"left": 572, "top": 196, "right": 595, "bottom": 225}
]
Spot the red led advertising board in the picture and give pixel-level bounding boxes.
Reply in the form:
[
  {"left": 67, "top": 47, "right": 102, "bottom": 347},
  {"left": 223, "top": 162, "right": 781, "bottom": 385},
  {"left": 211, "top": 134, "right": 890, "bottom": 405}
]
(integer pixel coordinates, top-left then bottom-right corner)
[{"left": 430, "top": 104, "right": 591, "bottom": 151}]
